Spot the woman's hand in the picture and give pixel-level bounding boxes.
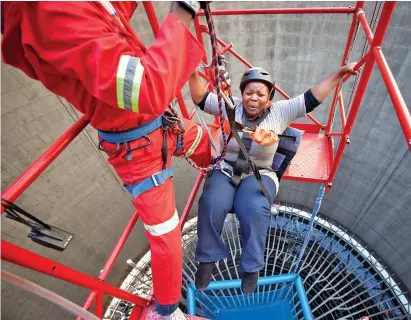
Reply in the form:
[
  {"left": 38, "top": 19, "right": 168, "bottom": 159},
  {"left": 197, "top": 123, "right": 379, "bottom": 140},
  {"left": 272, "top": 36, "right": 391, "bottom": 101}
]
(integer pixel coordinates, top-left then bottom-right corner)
[
  {"left": 341, "top": 62, "right": 360, "bottom": 76},
  {"left": 311, "top": 62, "right": 361, "bottom": 102}
]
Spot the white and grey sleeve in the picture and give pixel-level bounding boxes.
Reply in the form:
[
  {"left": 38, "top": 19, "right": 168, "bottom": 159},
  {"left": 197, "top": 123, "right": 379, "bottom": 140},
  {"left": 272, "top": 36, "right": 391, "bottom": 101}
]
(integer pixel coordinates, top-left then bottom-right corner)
[
  {"left": 202, "top": 92, "right": 241, "bottom": 117},
  {"left": 275, "top": 94, "right": 306, "bottom": 130}
]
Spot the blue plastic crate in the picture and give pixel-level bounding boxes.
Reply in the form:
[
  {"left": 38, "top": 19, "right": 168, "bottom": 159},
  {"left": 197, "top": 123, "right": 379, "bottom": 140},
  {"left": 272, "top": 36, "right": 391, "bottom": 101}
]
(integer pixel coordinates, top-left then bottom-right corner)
[{"left": 186, "top": 274, "right": 313, "bottom": 320}]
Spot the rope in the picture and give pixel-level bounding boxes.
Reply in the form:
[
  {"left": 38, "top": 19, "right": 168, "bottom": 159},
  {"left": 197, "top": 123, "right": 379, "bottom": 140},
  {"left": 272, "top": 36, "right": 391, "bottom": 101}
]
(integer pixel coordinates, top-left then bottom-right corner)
[
  {"left": 179, "top": 3, "right": 229, "bottom": 174},
  {"left": 346, "top": 2, "right": 381, "bottom": 116},
  {"left": 291, "top": 184, "right": 325, "bottom": 274},
  {"left": 194, "top": 103, "right": 221, "bottom": 154}
]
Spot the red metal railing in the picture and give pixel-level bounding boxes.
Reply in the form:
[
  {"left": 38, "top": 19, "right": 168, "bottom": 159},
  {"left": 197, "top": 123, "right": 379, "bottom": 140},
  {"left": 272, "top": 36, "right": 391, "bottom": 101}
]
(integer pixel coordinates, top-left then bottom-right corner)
[
  {"left": 1, "top": 2, "right": 410, "bottom": 320},
  {"left": 1, "top": 116, "right": 89, "bottom": 213}
]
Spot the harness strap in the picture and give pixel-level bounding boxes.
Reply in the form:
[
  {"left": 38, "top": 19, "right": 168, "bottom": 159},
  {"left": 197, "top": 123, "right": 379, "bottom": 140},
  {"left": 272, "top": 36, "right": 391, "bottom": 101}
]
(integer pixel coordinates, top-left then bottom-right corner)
[
  {"left": 124, "top": 168, "right": 173, "bottom": 199},
  {"left": 97, "top": 115, "right": 163, "bottom": 143},
  {"left": 230, "top": 126, "right": 272, "bottom": 202},
  {"left": 228, "top": 109, "right": 272, "bottom": 201}
]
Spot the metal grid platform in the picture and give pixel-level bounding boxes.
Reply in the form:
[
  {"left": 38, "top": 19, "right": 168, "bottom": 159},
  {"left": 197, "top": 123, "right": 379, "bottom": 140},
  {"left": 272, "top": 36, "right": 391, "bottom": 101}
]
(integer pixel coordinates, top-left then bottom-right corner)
[
  {"left": 284, "top": 132, "right": 333, "bottom": 183},
  {"left": 104, "top": 205, "right": 410, "bottom": 320}
]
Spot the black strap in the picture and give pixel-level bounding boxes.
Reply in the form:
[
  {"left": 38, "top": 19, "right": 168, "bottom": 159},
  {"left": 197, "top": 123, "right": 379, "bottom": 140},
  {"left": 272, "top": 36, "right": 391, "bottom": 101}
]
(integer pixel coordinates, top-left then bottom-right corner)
[
  {"left": 223, "top": 104, "right": 293, "bottom": 203},
  {"left": 2, "top": 198, "right": 50, "bottom": 230},
  {"left": 230, "top": 125, "right": 272, "bottom": 202},
  {"left": 229, "top": 109, "right": 272, "bottom": 201},
  {"left": 162, "top": 129, "right": 168, "bottom": 169}
]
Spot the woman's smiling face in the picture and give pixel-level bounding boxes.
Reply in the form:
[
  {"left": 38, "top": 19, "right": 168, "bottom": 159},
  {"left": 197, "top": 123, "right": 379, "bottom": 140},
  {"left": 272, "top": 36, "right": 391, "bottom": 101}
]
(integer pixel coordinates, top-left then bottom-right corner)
[{"left": 241, "top": 81, "right": 271, "bottom": 118}]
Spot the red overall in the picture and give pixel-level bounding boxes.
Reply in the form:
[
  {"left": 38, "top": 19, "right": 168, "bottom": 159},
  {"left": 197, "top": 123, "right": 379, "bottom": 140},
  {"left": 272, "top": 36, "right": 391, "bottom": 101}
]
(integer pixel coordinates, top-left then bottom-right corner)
[{"left": 2, "top": 1, "right": 211, "bottom": 307}]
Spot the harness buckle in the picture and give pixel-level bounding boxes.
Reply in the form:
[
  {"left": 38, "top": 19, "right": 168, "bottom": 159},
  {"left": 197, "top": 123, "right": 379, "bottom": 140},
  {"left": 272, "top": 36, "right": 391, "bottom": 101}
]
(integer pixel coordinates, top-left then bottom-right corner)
[
  {"left": 151, "top": 174, "right": 159, "bottom": 187},
  {"left": 151, "top": 172, "right": 166, "bottom": 187}
]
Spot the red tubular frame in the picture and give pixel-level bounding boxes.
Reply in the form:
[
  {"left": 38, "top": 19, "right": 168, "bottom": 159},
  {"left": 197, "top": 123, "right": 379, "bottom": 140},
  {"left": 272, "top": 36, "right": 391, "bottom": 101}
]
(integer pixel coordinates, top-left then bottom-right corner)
[
  {"left": 325, "top": 1, "right": 364, "bottom": 134},
  {"left": 2, "top": 2, "right": 410, "bottom": 320},
  {"left": 373, "top": 46, "right": 411, "bottom": 149},
  {"left": 78, "top": 209, "right": 141, "bottom": 319},
  {"left": 358, "top": 10, "right": 375, "bottom": 44},
  {"left": 200, "top": 26, "right": 323, "bottom": 129},
  {"left": 338, "top": 94, "right": 347, "bottom": 128},
  {"left": 1, "top": 241, "right": 149, "bottom": 308},
  {"left": 198, "top": 7, "right": 356, "bottom": 16},
  {"left": 329, "top": 1, "right": 401, "bottom": 182},
  {"left": 179, "top": 173, "right": 204, "bottom": 228},
  {"left": 1, "top": 116, "right": 89, "bottom": 212}
]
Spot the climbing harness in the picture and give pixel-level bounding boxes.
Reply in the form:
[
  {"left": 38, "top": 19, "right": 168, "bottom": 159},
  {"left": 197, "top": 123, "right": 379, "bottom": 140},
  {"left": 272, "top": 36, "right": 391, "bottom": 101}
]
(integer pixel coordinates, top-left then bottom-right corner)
[{"left": 97, "top": 104, "right": 185, "bottom": 199}]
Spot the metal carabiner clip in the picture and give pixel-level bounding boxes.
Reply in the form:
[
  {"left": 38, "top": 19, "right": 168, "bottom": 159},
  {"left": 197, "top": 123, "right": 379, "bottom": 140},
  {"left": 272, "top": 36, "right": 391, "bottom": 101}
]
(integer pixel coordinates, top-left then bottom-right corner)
[
  {"left": 98, "top": 140, "right": 120, "bottom": 154},
  {"left": 122, "top": 136, "right": 152, "bottom": 160}
]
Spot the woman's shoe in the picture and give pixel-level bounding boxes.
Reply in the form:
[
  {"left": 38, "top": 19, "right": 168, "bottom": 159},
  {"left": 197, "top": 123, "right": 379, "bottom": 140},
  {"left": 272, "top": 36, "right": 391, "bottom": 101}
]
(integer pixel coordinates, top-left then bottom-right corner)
[
  {"left": 195, "top": 262, "right": 215, "bottom": 290},
  {"left": 241, "top": 271, "right": 259, "bottom": 294}
]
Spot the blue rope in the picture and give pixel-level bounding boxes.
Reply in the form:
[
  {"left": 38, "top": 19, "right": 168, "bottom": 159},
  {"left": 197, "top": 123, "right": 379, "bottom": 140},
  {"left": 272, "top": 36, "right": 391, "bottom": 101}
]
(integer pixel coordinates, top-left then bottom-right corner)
[{"left": 292, "top": 184, "right": 325, "bottom": 274}]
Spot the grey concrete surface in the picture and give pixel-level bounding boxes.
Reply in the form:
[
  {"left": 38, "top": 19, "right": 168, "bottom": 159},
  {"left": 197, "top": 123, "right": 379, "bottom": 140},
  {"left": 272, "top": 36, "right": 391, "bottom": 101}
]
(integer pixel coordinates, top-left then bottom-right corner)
[{"left": 1, "top": 1, "right": 410, "bottom": 319}]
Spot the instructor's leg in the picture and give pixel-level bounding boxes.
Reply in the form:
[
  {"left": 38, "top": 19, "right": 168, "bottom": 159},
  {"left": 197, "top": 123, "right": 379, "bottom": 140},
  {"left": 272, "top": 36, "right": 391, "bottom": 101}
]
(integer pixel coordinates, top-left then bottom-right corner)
[{"left": 135, "top": 178, "right": 182, "bottom": 316}]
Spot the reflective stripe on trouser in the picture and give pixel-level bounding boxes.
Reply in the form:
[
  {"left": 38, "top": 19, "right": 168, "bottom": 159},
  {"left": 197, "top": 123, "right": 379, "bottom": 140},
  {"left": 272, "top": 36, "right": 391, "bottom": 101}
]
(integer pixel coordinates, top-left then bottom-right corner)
[
  {"left": 134, "top": 178, "right": 182, "bottom": 305},
  {"left": 174, "top": 119, "right": 212, "bottom": 168}
]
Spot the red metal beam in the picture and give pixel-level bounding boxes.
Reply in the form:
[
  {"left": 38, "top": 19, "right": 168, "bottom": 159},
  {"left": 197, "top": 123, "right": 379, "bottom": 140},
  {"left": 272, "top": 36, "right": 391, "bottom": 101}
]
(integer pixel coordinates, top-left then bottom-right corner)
[
  {"left": 78, "top": 209, "right": 141, "bottom": 318},
  {"left": 1, "top": 116, "right": 89, "bottom": 213},
  {"left": 143, "top": 2, "right": 160, "bottom": 37},
  {"left": 198, "top": 7, "right": 356, "bottom": 16},
  {"left": 1, "top": 240, "right": 149, "bottom": 308},
  {"left": 220, "top": 43, "right": 233, "bottom": 55},
  {"left": 201, "top": 27, "right": 323, "bottom": 128},
  {"left": 338, "top": 94, "right": 347, "bottom": 128},
  {"left": 95, "top": 292, "right": 104, "bottom": 318},
  {"left": 282, "top": 175, "right": 328, "bottom": 184},
  {"left": 329, "top": 1, "right": 397, "bottom": 183},
  {"left": 325, "top": 1, "right": 364, "bottom": 134},
  {"left": 373, "top": 46, "right": 411, "bottom": 150},
  {"left": 358, "top": 10, "right": 374, "bottom": 44},
  {"left": 177, "top": 93, "right": 190, "bottom": 119},
  {"left": 179, "top": 173, "right": 204, "bottom": 228},
  {"left": 194, "top": 17, "right": 214, "bottom": 92}
]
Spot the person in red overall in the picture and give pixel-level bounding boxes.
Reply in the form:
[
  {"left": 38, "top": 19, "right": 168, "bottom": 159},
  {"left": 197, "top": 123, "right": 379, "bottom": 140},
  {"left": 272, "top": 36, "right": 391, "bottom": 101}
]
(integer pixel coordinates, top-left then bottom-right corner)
[{"left": 2, "top": 1, "right": 211, "bottom": 318}]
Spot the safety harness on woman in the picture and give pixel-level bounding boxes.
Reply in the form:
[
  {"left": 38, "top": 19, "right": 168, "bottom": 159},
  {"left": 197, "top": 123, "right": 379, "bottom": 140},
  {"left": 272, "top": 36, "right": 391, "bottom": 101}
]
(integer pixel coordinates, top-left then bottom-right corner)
[{"left": 222, "top": 67, "right": 303, "bottom": 203}]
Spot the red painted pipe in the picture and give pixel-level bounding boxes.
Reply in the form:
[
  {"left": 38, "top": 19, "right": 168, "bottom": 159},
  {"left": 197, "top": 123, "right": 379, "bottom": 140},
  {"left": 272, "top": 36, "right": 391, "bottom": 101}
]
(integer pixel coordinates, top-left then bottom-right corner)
[
  {"left": 358, "top": 11, "right": 374, "bottom": 44},
  {"left": 142, "top": 2, "right": 160, "bottom": 37},
  {"left": 95, "top": 291, "right": 103, "bottom": 319},
  {"left": 198, "top": 7, "right": 356, "bottom": 16},
  {"left": 201, "top": 27, "right": 323, "bottom": 128},
  {"left": 220, "top": 43, "right": 233, "bottom": 55},
  {"left": 329, "top": 1, "right": 397, "bottom": 183},
  {"left": 338, "top": 94, "right": 347, "bottom": 128},
  {"left": 373, "top": 47, "right": 411, "bottom": 150},
  {"left": 1, "top": 116, "right": 89, "bottom": 213},
  {"left": 179, "top": 173, "right": 204, "bottom": 228},
  {"left": 1, "top": 240, "right": 149, "bottom": 308},
  {"left": 78, "top": 209, "right": 140, "bottom": 318},
  {"left": 177, "top": 93, "right": 190, "bottom": 119},
  {"left": 326, "top": 1, "right": 364, "bottom": 133}
]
